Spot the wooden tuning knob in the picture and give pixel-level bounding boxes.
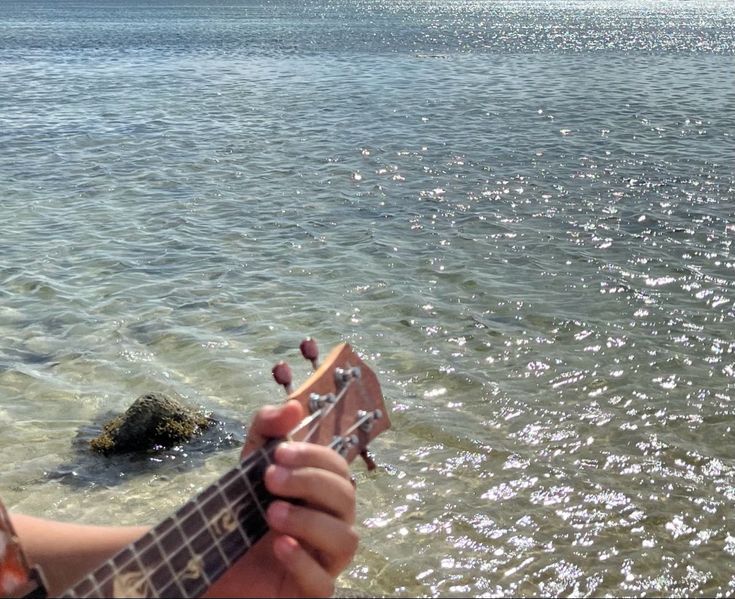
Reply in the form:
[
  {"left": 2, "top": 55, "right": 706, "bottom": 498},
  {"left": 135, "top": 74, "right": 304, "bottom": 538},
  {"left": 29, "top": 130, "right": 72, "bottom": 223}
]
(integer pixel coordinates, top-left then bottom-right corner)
[
  {"left": 300, "top": 337, "right": 319, "bottom": 370},
  {"left": 272, "top": 361, "right": 293, "bottom": 394}
]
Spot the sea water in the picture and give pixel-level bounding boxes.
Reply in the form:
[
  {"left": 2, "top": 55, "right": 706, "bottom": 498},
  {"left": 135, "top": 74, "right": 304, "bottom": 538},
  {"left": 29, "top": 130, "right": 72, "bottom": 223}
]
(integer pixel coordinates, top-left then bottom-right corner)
[{"left": 1, "top": 0, "right": 734, "bottom": 595}]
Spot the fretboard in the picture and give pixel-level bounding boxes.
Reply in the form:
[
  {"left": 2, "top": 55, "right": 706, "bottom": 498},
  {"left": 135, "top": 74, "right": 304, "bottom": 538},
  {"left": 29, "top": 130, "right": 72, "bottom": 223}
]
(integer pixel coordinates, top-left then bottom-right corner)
[{"left": 61, "top": 440, "right": 280, "bottom": 599}]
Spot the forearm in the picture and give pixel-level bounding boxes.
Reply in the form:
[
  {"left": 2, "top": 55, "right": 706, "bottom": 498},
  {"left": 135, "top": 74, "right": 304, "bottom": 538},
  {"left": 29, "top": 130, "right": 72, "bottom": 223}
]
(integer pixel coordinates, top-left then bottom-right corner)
[{"left": 10, "top": 513, "right": 149, "bottom": 597}]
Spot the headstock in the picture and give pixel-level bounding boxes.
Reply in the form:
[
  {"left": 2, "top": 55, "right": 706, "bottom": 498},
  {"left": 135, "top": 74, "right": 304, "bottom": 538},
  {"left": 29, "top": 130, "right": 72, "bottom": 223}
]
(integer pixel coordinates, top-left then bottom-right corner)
[{"left": 272, "top": 341, "right": 390, "bottom": 467}]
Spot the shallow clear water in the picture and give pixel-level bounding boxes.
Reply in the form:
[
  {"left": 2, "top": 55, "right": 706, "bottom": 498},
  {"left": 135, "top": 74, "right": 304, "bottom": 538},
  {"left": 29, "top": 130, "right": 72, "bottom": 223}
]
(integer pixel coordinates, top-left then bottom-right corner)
[{"left": 1, "top": 0, "right": 734, "bottom": 596}]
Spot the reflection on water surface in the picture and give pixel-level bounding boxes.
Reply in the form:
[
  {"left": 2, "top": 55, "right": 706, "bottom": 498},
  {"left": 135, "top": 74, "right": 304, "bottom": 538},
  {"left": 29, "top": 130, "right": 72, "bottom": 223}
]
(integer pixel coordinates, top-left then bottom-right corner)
[{"left": 1, "top": 0, "right": 734, "bottom": 596}]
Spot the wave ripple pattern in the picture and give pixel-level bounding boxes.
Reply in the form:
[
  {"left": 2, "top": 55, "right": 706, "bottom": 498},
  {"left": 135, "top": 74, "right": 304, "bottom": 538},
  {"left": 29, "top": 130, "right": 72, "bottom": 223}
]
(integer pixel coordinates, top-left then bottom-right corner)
[{"left": 1, "top": 1, "right": 734, "bottom": 597}]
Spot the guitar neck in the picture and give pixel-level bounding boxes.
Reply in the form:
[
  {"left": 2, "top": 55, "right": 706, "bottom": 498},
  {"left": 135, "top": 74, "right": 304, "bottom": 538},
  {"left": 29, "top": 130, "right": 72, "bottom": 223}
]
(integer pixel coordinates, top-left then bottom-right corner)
[
  {"left": 59, "top": 341, "right": 391, "bottom": 599},
  {"left": 61, "top": 441, "right": 280, "bottom": 599}
]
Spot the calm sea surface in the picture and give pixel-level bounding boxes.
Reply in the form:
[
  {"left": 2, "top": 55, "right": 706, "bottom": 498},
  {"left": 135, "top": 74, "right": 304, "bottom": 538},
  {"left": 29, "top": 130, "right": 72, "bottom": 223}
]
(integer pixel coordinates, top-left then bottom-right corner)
[{"left": 1, "top": 0, "right": 735, "bottom": 596}]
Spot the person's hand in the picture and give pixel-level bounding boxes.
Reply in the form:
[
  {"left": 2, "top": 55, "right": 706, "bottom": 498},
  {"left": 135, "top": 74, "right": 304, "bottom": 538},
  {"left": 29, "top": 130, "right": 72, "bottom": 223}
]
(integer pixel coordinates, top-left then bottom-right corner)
[{"left": 205, "top": 400, "right": 359, "bottom": 598}]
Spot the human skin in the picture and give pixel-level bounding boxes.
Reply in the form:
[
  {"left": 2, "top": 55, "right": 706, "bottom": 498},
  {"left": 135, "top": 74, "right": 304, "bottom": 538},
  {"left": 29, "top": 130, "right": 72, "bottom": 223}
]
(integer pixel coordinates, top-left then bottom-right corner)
[{"left": 11, "top": 400, "right": 358, "bottom": 597}]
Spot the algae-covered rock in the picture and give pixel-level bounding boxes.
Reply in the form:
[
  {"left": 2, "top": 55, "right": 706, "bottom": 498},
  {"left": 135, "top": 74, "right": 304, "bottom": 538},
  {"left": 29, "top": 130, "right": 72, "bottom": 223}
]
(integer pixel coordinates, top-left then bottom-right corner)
[
  {"left": 46, "top": 404, "right": 243, "bottom": 488},
  {"left": 90, "top": 392, "right": 213, "bottom": 455}
]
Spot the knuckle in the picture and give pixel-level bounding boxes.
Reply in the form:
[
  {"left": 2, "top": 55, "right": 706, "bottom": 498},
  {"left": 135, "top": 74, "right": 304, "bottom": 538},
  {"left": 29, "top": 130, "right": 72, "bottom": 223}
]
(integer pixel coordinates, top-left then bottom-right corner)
[
  {"left": 287, "top": 441, "right": 309, "bottom": 458},
  {"left": 303, "top": 470, "right": 323, "bottom": 498}
]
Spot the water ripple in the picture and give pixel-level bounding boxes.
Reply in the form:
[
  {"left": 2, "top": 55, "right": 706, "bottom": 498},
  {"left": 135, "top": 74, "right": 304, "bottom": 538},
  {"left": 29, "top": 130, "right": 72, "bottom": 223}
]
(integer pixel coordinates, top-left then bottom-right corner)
[{"left": 1, "top": 1, "right": 734, "bottom": 597}]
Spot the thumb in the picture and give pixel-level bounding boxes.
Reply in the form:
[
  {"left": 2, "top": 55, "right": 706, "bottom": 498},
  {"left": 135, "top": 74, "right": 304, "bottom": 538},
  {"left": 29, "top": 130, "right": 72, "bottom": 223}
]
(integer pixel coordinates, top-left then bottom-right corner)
[{"left": 241, "top": 399, "right": 304, "bottom": 458}]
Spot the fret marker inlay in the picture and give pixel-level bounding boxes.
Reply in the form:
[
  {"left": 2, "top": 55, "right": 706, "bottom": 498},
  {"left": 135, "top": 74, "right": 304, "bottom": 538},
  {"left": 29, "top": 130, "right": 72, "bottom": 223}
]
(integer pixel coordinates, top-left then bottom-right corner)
[
  {"left": 113, "top": 570, "right": 149, "bottom": 598},
  {"left": 55, "top": 343, "right": 388, "bottom": 599},
  {"left": 183, "top": 556, "right": 204, "bottom": 581},
  {"left": 211, "top": 506, "right": 239, "bottom": 537}
]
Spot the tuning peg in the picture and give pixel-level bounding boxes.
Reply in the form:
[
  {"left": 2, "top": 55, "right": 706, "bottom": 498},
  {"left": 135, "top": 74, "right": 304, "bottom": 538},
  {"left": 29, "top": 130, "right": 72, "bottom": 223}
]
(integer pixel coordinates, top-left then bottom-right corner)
[
  {"left": 272, "top": 361, "right": 293, "bottom": 394},
  {"left": 299, "top": 337, "right": 319, "bottom": 370},
  {"left": 359, "top": 449, "right": 377, "bottom": 471}
]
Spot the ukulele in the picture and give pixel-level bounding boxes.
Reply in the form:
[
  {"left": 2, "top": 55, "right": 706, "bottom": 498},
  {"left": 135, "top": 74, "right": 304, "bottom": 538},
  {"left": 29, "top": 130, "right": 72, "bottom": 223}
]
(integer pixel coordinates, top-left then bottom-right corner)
[{"left": 58, "top": 341, "right": 390, "bottom": 598}]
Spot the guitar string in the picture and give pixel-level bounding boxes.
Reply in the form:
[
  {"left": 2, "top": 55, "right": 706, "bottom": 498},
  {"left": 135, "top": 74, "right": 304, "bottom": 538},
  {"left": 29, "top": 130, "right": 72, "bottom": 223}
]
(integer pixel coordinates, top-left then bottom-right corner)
[
  {"left": 124, "top": 379, "right": 365, "bottom": 595},
  {"left": 75, "top": 420, "right": 366, "bottom": 599},
  {"left": 76, "top": 406, "right": 371, "bottom": 598},
  {"left": 87, "top": 425, "right": 359, "bottom": 599},
  {"left": 73, "top": 379, "right": 359, "bottom": 598},
  {"left": 300, "top": 377, "right": 353, "bottom": 444},
  {"left": 71, "top": 438, "right": 275, "bottom": 596},
  {"left": 72, "top": 444, "right": 278, "bottom": 598}
]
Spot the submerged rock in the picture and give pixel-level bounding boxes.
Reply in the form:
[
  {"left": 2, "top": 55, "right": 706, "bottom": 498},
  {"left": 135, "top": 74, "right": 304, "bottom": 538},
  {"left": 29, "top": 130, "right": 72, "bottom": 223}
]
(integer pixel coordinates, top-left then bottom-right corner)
[
  {"left": 43, "top": 393, "right": 243, "bottom": 488},
  {"left": 90, "top": 392, "right": 214, "bottom": 455}
]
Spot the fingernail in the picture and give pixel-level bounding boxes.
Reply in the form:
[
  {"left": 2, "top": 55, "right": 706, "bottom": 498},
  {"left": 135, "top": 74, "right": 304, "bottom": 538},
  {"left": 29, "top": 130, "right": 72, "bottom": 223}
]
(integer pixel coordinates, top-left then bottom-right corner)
[
  {"left": 273, "top": 535, "right": 298, "bottom": 560},
  {"left": 260, "top": 405, "right": 279, "bottom": 417},
  {"left": 268, "top": 464, "right": 290, "bottom": 488},
  {"left": 276, "top": 442, "right": 297, "bottom": 463},
  {"left": 268, "top": 501, "right": 290, "bottom": 528}
]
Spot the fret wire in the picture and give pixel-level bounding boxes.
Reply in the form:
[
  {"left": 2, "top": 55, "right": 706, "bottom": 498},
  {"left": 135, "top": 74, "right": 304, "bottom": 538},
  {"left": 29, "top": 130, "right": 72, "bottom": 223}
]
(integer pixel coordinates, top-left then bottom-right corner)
[
  {"left": 70, "top": 397, "right": 356, "bottom": 598},
  {"left": 109, "top": 560, "right": 122, "bottom": 596},
  {"left": 152, "top": 529, "right": 189, "bottom": 598},
  {"left": 156, "top": 511, "right": 211, "bottom": 598},
  {"left": 193, "top": 500, "right": 230, "bottom": 567},
  {"left": 84, "top": 477, "right": 269, "bottom": 598},
  {"left": 131, "top": 545, "right": 156, "bottom": 597},
  {"left": 71, "top": 486, "right": 230, "bottom": 597},
  {"left": 86, "top": 562, "right": 114, "bottom": 598},
  {"left": 174, "top": 509, "right": 213, "bottom": 589},
  {"left": 69, "top": 440, "right": 284, "bottom": 597},
  {"left": 213, "top": 478, "right": 253, "bottom": 551},
  {"left": 81, "top": 460, "right": 265, "bottom": 582},
  {"left": 72, "top": 529, "right": 152, "bottom": 596},
  {"left": 261, "top": 446, "right": 273, "bottom": 466},
  {"left": 66, "top": 573, "right": 94, "bottom": 598},
  {"left": 241, "top": 460, "right": 268, "bottom": 520},
  {"left": 89, "top": 577, "right": 102, "bottom": 598},
  {"left": 137, "top": 456, "right": 274, "bottom": 594},
  {"left": 139, "top": 474, "right": 262, "bottom": 588}
]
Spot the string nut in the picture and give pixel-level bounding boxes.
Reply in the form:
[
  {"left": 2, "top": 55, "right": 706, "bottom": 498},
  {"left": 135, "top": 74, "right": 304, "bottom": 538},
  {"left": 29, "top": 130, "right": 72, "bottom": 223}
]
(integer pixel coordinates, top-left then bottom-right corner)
[
  {"left": 272, "top": 361, "right": 293, "bottom": 393},
  {"left": 300, "top": 338, "right": 319, "bottom": 369}
]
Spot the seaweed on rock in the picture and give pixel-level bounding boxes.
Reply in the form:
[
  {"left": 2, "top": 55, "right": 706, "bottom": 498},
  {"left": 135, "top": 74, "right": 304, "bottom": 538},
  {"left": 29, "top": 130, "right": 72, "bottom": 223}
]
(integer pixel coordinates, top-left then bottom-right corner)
[
  {"left": 45, "top": 393, "right": 244, "bottom": 488},
  {"left": 89, "top": 392, "right": 213, "bottom": 455}
]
